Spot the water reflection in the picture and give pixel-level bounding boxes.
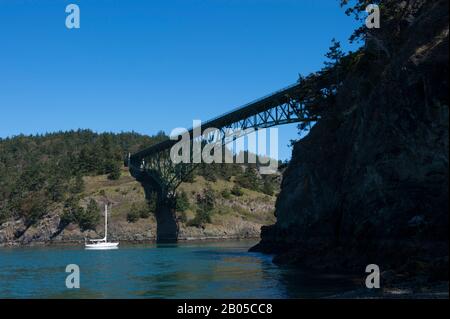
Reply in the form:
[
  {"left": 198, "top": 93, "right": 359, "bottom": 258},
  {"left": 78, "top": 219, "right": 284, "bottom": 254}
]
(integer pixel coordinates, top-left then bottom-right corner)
[{"left": 0, "top": 241, "right": 358, "bottom": 298}]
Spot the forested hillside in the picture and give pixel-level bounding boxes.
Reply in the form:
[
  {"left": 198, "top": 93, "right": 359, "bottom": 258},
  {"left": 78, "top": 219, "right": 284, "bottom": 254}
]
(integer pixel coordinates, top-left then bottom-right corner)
[
  {"left": 0, "top": 130, "right": 163, "bottom": 225},
  {"left": 0, "top": 130, "right": 279, "bottom": 244}
]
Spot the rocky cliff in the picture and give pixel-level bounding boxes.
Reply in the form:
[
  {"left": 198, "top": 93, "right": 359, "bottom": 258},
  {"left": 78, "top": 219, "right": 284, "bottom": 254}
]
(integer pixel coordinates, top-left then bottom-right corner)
[{"left": 252, "top": 0, "right": 449, "bottom": 282}]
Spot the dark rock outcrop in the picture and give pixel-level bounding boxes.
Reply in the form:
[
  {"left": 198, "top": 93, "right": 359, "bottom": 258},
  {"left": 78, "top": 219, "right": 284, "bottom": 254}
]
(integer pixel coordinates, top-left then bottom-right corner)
[{"left": 252, "top": 0, "right": 449, "bottom": 280}]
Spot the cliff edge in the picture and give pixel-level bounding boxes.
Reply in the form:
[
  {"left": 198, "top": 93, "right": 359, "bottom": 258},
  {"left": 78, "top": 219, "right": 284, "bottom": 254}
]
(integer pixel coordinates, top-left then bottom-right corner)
[{"left": 252, "top": 0, "right": 449, "bottom": 284}]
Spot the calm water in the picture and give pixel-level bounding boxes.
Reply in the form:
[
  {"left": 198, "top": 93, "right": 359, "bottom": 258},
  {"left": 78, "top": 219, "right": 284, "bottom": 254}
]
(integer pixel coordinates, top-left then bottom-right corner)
[{"left": 0, "top": 240, "right": 359, "bottom": 298}]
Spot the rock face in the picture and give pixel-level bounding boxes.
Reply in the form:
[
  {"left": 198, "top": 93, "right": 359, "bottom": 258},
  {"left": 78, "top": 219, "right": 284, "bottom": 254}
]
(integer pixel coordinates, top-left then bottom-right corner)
[{"left": 252, "top": 0, "right": 449, "bottom": 279}]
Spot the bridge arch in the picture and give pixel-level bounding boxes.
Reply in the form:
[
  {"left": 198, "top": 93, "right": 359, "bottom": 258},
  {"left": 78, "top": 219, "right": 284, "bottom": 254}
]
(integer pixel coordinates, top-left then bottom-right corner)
[{"left": 126, "top": 82, "right": 317, "bottom": 243}]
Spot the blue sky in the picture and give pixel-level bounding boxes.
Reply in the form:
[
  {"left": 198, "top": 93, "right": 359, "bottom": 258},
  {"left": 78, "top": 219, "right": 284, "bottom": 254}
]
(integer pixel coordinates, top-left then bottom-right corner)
[{"left": 0, "top": 0, "right": 361, "bottom": 159}]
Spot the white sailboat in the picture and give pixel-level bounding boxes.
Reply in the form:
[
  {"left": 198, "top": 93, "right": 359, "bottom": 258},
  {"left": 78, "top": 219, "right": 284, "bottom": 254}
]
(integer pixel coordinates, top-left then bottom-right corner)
[{"left": 85, "top": 204, "right": 119, "bottom": 250}]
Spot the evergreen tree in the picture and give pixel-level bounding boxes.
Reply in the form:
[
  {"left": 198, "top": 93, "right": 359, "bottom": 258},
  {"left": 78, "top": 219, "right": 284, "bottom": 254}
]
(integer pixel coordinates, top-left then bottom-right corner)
[
  {"left": 72, "top": 175, "right": 85, "bottom": 194},
  {"left": 188, "top": 187, "right": 215, "bottom": 227},
  {"left": 60, "top": 197, "right": 83, "bottom": 227},
  {"left": 106, "top": 161, "right": 121, "bottom": 180},
  {"left": 236, "top": 167, "right": 260, "bottom": 190},
  {"left": 79, "top": 199, "right": 100, "bottom": 231},
  {"left": 324, "top": 38, "right": 344, "bottom": 68},
  {"left": 262, "top": 178, "right": 275, "bottom": 196}
]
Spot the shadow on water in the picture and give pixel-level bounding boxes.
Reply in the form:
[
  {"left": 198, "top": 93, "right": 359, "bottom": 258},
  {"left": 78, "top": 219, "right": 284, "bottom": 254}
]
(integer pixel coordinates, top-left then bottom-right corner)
[
  {"left": 155, "top": 243, "right": 180, "bottom": 249},
  {"left": 275, "top": 266, "right": 362, "bottom": 298}
]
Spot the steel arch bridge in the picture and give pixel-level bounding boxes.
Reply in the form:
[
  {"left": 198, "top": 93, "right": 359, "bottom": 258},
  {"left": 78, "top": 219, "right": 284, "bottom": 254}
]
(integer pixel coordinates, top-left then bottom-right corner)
[
  {"left": 126, "top": 82, "right": 318, "bottom": 195},
  {"left": 126, "top": 81, "right": 319, "bottom": 242}
]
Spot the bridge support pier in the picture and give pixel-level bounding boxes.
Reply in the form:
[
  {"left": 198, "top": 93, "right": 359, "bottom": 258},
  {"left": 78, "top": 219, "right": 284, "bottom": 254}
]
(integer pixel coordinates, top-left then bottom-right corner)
[
  {"left": 153, "top": 194, "right": 179, "bottom": 243},
  {"left": 131, "top": 169, "right": 179, "bottom": 243}
]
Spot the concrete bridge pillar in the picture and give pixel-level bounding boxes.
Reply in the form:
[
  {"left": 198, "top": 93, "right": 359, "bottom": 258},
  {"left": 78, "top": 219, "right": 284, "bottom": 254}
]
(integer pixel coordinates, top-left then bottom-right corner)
[
  {"left": 130, "top": 168, "right": 179, "bottom": 243},
  {"left": 153, "top": 193, "right": 179, "bottom": 243}
]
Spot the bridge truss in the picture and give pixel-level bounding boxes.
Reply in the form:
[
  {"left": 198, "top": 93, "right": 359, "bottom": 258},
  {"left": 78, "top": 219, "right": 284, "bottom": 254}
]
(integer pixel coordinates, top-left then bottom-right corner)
[{"left": 126, "top": 82, "right": 318, "bottom": 197}]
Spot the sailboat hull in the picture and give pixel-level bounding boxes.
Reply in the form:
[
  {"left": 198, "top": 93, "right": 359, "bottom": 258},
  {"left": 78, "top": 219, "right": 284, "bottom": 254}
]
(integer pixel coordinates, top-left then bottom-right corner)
[{"left": 85, "top": 242, "right": 119, "bottom": 250}]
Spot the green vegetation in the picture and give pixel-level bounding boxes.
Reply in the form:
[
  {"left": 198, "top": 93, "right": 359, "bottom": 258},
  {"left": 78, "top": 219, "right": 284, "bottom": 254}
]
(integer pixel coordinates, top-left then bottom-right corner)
[
  {"left": 0, "top": 130, "right": 280, "bottom": 230},
  {"left": 176, "top": 191, "right": 190, "bottom": 212},
  {"left": 82, "top": 199, "right": 101, "bottom": 230},
  {"left": 139, "top": 205, "right": 151, "bottom": 219},
  {"left": 72, "top": 175, "right": 85, "bottom": 194},
  {"left": 127, "top": 202, "right": 151, "bottom": 223},
  {"left": 0, "top": 130, "right": 166, "bottom": 225},
  {"left": 231, "top": 185, "right": 243, "bottom": 197},
  {"left": 126, "top": 205, "right": 140, "bottom": 223},
  {"left": 221, "top": 188, "right": 231, "bottom": 199},
  {"left": 187, "top": 187, "right": 215, "bottom": 227},
  {"left": 261, "top": 177, "right": 275, "bottom": 196},
  {"left": 187, "top": 157, "right": 279, "bottom": 197},
  {"left": 235, "top": 167, "right": 259, "bottom": 190},
  {"left": 60, "top": 198, "right": 100, "bottom": 231},
  {"left": 178, "top": 210, "right": 188, "bottom": 223},
  {"left": 107, "top": 161, "right": 121, "bottom": 180},
  {"left": 324, "top": 38, "right": 344, "bottom": 68},
  {"left": 293, "top": 1, "right": 400, "bottom": 138}
]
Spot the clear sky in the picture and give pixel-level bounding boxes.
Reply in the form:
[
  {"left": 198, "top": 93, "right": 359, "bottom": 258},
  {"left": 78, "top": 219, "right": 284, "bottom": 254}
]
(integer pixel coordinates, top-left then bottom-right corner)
[{"left": 0, "top": 0, "right": 361, "bottom": 160}]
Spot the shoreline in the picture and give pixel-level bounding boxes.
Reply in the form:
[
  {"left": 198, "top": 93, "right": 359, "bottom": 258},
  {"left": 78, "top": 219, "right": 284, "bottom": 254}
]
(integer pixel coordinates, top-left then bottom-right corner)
[{"left": 0, "top": 236, "right": 261, "bottom": 249}]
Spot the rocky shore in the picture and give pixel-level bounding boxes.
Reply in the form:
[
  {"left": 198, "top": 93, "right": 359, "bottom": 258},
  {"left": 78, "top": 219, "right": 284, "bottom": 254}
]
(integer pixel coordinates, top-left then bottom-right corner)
[{"left": 0, "top": 210, "right": 265, "bottom": 247}]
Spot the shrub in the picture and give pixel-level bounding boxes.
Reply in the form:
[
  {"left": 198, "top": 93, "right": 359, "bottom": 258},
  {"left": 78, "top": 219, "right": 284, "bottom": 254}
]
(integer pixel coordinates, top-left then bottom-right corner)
[
  {"left": 178, "top": 211, "right": 188, "bottom": 223},
  {"left": 197, "top": 188, "right": 215, "bottom": 212},
  {"left": 127, "top": 209, "right": 140, "bottom": 223},
  {"left": 72, "top": 175, "right": 85, "bottom": 193},
  {"left": 187, "top": 187, "right": 215, "bottom": 227},
  {"left": 262, "top": 179, "right": 275, "bottom": 196},
  {"left": 61, "top": 198, "right": 100, "bottom": 231},
  {"left": 187, "top": 209, "right": 211, "bottom": 227},
  {"left": 60, "top": 197, "right": 81, "bottom": 226},
  {"left": 107, "top": 161, "right": 121, "bottom": 180},
  {"left": 20, "top": 193, "right": 48, "bottom": 227},
  {"left": 231, "top": 185, "right": 243, "bottom": 197},
  {"left": 139, "top": 207, "right": 151, "bottom": 219},
  {"left": 176, "top": 191, "right": 190, "bottom": 212},
  {"left": 235, "top": 167, "right": 260, "bottom": 190},
  {"left": 182, "top": 170, "right": 195, "bottom": 183},
  {"left": 221, "top": 189, "right": 231, "bottom": 199},
  {"left": 0, "top": 208, "right": 8, "bottom": 224}
]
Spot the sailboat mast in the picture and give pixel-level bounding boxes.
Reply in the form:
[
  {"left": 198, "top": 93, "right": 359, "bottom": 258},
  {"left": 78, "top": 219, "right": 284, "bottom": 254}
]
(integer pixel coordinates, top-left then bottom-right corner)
[{"left": 105, "top": 204, "right": 108, "bottom": 241}]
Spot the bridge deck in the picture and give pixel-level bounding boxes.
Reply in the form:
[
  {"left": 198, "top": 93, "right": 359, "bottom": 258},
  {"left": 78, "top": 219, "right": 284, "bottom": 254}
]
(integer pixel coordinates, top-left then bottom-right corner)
[{"left": 130, "top": 82, "right": 302, "bottom": 161}]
